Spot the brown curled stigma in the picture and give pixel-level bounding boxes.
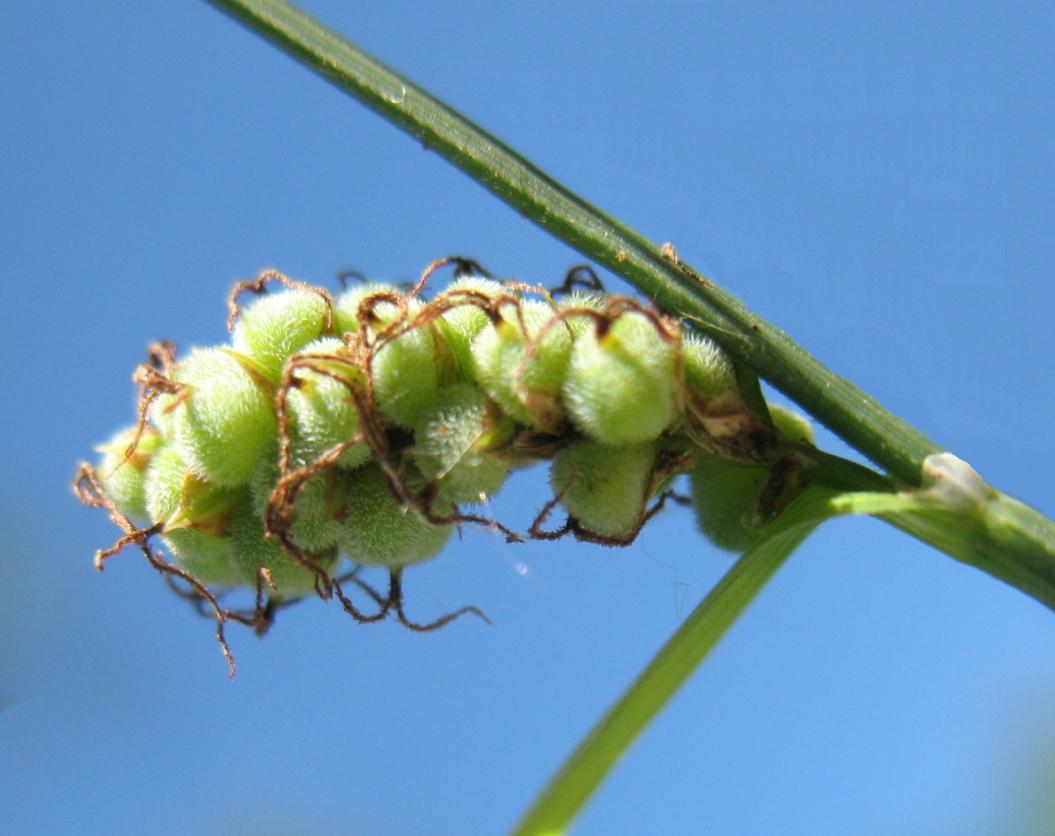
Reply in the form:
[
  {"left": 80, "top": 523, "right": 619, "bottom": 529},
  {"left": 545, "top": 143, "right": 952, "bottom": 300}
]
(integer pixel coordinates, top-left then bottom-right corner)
[
  {"left": 72, "top": 463, "right": 249, "bottom": 677},
  {"left": 226, "top": 267, "right": 335, "bottom": 334},
  {"left": 106, "top": 342, "right": 186, "bottom": 479}
]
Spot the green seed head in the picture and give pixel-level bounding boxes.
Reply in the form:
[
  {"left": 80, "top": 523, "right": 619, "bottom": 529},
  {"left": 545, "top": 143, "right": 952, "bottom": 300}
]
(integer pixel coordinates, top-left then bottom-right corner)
[
  {"left": 172, "top": 348, "right": 277, "bottom": 486},
  {"left": 690, "top": 459, "right": 771, "bottom": 552},
  {"left": 550, "top": 440, "right": 657, "bottom": 537},
  {"left": 229, "top": 504, "right": 337, "bottom": 597},
  {"left": 470, "top": 299, "right": 571, "bottom": 431},
  {"left": 96, "top": 426, "right": 163, "bottom": 520},
  {"left": 563, "top": 312, "right": 676, "bottom": 444},
  {"left": 231, "top": 288, "right": 330, "bottom": 383},
  {"left": 337, "top": 463, "right": 453, "bottom": 568},
  {"left": 284, "top": 337, "right": 370, "bottom": 469},
  {"left": 414, "top": 383, "right": 513, "bottom": 503}
]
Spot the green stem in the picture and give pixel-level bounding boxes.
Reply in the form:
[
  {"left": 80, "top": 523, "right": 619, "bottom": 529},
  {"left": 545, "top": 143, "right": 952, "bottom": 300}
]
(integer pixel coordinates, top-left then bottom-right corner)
[
  {"left": 512, "top": 487, "right": 839, "bottom": 834},
  {"left": 203, "top": 0, "right": 937, "bottom": 486}
]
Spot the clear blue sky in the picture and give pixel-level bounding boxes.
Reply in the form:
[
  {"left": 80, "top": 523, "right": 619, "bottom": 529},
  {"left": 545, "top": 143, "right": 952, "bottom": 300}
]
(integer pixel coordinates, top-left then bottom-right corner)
[{"left": 2, "top": 2, "right": 1053, "bottom": 834}]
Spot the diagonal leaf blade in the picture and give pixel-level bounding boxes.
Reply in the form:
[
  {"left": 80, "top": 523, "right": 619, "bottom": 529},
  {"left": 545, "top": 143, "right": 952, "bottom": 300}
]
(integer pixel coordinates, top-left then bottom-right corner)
[{"left": 512, "top": 485, "right": 847, "bottom": 834}]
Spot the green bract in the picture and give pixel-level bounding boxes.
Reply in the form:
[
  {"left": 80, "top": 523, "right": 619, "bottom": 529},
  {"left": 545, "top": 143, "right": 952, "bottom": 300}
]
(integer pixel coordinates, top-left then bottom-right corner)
[
  {"left": 563, "top": 312, "right": 676, "bottom": 445},
  {"left": 471, "top": 299, "right": 571, "bottom": 431},
  {"left": 231, "top": 288, "right": 330, "bottom": 383},
  {"left": 550, "top": 440, "right": 657, "bottom": 537},
  {"left": 172, "top": 348, "right": 276, "bottom": 486},
  {"left": 337, "top": 463, "right": 454, "bottom": 567},
  {"left": 284, "top": 337, "right": 370, "bottom": 468},
  {"left": 335, "top": 283, "right": 439, "bottom": 427},
  {"left": 414, "top": 383, "right": 513, "bottom": 503}
]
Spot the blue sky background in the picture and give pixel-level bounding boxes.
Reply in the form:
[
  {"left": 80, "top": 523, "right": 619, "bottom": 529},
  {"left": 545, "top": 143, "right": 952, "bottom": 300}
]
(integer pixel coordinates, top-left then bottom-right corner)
[{"left": 2, "top": 2, "right": 1053, "bottom": 834}]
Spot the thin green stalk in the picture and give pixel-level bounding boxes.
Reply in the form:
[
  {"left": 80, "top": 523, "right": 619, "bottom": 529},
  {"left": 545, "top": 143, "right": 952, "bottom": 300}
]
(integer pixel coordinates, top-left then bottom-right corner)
[{"left": 513, "top": 486, "right": 841, "bottom": 834}]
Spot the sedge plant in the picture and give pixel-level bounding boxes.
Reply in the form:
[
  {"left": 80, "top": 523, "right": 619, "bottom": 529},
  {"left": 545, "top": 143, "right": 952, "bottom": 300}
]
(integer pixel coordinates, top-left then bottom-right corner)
[{"left": 70, "top": 1, "right": 1055, "bottom": 833}]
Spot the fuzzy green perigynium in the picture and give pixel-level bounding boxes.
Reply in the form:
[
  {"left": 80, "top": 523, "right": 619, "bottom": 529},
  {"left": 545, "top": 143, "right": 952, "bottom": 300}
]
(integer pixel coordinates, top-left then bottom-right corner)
[
  {"left": 144, "top": 445, "right": 246, "bottom": 585},
  {"left": 337, "top": 462, "right": 454, "bottom": 567},
  {"left": 250, "top": 446, "right": 348, "bottom": 553},
  {"left": 682, "top": 330, "right": 738, "bottom": 398},
  {"left": 471, "top": 299, "right": 571, "bottom": 431},
  {"left": 551, "top": 440, "right": 658, "bottom": 537},
  {"left": 769, "top": 404, "right": 815, "bottom": 446},
  {"left": 414, "top": 382, "right": 513, "bottom": 503},
  {"left": 172, "top": 347, "right": 276, "bottom": 486},
  {"left": 97, "top": 426, "right": 163, "bottom": 520},
  {"left": 283, "top": 336, "right": 371, "bottom": 468},
  {"left": 229, "top": 503, "right": 338, "bottom": 596},
  {"left": 335, "top": 283, "right": 439, "bottom": 427},
  {"left": 690, "top": 458, "right": 771, "bottom": 552},
  {"left": 232, "top": 288, "right": 330, "bottom": 382},
  {"left": 435, "top": 276, "right": 507, "bottom": 381},
  {"left": 563, "top": 312, "right": 677, "bottom": 445}
]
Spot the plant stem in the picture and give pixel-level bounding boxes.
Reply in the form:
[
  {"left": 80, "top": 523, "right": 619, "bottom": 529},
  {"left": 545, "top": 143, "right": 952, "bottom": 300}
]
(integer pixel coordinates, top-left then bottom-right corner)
[
  {"left": 203, "top": 0, "right": 938, "bottom": 486},
  {"left": 512, "top": 487, "right": 840, "bottom": 834}
]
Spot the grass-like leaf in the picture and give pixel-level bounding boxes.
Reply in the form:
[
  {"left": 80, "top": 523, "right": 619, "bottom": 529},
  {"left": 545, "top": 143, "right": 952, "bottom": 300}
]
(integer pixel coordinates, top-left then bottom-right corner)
[{"left": 512, "top": 485, "right": 846, "bottom": 834}]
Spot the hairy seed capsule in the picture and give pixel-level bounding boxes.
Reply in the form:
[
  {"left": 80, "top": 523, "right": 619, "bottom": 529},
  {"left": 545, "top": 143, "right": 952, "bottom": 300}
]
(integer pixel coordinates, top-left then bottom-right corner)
[
  {"left": 550, "top": 440, "right": 657, "bottom": 537},
  {"left": 414, "top": 383, "right": 513, "bottom": 503},
  {"left": 769, "top": 404, "right": 815, "bottom": 445},
  {"left": 681, "top": 331, "right": 737, "bottom": 398},
  {"left": 171, "top": 348, "right": 276, "bottom": 486},
  {"left": 144, "top": 445, "right": 246, "bottom": 585},
  {"left": 335, "top": 284, "right": 439, "bottom": 427},
  {"left": 337, "top": 463, "right": 453, "bottom": 568},
  {"left": 231, "top": 288, "right": 330, "bottom": 383},
  {"left": 250, "top": 446, "right": 348, "bottom": 553},
  {"left": 229, "top": 505, "right": 338, "bottom": 597},
  {"left": 557, "top": 291, "right": 608, "bottom": 338},
  {"left": 470, "top": 299, "right": 571, "bottom": 431},
  {"left": 435, "top": 276, "right": 507, "bottom": 380},
  {"left": 563, "top": 312, "right": 676, "bottom": 444},
  {"left": 96, "top": 426, "right": 163, "bottom": 520},
  {"left": 148, "top": 392, "right": 180, "bottom": 438},
  {"left": 690, "top": 458, "right": 771, "bottom": 553},
  {"left": 284, "top": 337, "right": 370, "bottom": 469}
]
